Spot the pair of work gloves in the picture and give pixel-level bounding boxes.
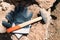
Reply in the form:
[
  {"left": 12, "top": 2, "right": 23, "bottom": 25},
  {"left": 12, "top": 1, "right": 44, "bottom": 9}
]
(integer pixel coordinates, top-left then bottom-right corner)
[{"left": 2, "top": 5, "right": 33, "bottom": 38}]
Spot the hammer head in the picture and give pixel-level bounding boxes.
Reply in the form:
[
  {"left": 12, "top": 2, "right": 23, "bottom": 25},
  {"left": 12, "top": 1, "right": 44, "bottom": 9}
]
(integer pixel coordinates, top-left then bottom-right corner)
[{"left": 40, "top": 8, "right": 51, "bottom": 24}]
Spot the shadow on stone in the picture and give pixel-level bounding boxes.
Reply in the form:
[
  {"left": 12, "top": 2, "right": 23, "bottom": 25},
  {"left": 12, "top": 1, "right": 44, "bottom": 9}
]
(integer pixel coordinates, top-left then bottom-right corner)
[
  {"left": 51, "top": 15, "right": 57, "bottom": 20},
  {"left": 51, "top": 0, "right": 60, "bottom": 12}
]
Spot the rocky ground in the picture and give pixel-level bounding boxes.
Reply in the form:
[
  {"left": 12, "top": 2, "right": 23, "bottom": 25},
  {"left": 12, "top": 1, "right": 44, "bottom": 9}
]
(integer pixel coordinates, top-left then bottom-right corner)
[{"left": 0, "top": 0, "right": 60, "bottom": 40}]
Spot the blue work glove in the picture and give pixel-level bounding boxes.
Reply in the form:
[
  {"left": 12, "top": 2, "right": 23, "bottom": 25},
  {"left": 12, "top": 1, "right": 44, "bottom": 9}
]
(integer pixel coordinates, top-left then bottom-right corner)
[
  {"left": 2, "top": 11, "right": 14, "bottom": 28},
  {"left": 2, "top": 5, "right": 33, "bottom": 28}
]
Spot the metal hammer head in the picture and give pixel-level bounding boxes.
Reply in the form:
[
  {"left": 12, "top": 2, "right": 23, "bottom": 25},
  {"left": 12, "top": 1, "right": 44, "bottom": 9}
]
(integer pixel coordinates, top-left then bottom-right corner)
[{"left": 40, "top": 8, "right": 51, "bottom": 24}]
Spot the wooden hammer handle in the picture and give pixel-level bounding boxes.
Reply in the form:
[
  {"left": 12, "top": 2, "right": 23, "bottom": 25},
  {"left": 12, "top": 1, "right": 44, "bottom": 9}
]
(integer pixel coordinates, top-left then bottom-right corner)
[{"left": 7, "top": 17, "right": 42, "bottom": 33}]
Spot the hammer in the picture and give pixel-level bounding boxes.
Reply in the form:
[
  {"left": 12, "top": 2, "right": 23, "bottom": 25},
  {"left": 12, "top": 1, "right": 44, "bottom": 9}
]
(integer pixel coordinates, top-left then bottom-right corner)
[
  {"left": 7, "top": 8, "right": 51, "bottom": 33},
  {"left": 7, "top": 17, "right": 42, "bottom": 33}
]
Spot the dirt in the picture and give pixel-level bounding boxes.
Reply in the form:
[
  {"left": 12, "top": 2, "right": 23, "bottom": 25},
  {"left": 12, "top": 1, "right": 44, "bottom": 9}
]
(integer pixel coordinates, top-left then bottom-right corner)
[{"left": 0, "top": 0, "right": 60, "bottom": 40}]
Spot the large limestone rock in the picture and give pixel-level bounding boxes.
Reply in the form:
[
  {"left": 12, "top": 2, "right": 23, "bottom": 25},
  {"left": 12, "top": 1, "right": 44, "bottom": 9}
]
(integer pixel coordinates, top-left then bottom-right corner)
[{"left": 35, "top": 0, "right": 56, "bottom": 9}]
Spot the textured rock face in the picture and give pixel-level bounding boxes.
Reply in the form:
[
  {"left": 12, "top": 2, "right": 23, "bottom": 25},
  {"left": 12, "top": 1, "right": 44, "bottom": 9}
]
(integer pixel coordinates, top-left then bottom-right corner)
[
  {"left": 35, "top": 0, "right": 56, "bottom": 9},
  {"left": 48, "top": 2, "right": 60, "bottom": 40},
  {"left": 28, "top": 4, "right": 40, "bottom": 19},
  {"left": 3, "top": 0, "right": 56, "bottom": 9},
  {"left": 0, "top": 1, "right": 15, "bottom": 33},
  {"left": 27, "top": 23, "right": 46, "bottom": 40},
  {"left": 0, "top": 2, "right": 15, "bottom": 12}
]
